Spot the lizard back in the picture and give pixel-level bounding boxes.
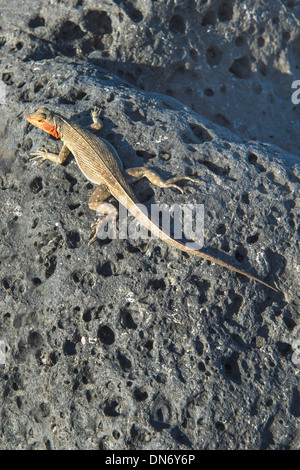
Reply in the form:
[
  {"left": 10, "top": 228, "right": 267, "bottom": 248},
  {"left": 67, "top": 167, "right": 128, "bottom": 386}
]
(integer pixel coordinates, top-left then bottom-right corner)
[{"left": 58, "top": 115, "right": 135, "bottom": 199}]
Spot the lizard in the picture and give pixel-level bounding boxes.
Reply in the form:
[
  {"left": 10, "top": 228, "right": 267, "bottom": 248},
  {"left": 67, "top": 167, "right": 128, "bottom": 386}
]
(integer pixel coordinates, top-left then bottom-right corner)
[{"left": 26, "top": 106, "right": 279, "bottom": 292}]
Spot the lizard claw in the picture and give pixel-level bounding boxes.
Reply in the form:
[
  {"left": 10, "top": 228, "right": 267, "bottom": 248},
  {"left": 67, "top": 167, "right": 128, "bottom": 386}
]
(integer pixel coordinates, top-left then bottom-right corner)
[
  {"left": 29, "top": 150, "right": 49, "bottom": 165},
  {"left": 90, "top": 107, "right": 102, "bottom": 130},
  {"left": 88, "top": 229, "right": 97, "bottom": 246},
  {"left": 167, "top": 184, "right": 184, "bottom": 194},
  {"left": 183, "top": 177, "right": 198, "bottom": 184},
  {"left": 88, "top": 218, "right": 103, "bottom": 246},
  {"left": 164, "top": 176, "right": 198, "bottom": 193},
  {"left": 91, "top": 107, "right": 101, "bottom": 118},
  {"left": 88, "top": 206, "right": 117, "bottom": 246}
]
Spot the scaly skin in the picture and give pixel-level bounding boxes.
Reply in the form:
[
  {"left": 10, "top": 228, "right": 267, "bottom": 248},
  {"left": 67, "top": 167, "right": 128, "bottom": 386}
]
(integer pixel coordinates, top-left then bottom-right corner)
[{"left": 26, "top": 107, "right": 279, "bottom": 292}]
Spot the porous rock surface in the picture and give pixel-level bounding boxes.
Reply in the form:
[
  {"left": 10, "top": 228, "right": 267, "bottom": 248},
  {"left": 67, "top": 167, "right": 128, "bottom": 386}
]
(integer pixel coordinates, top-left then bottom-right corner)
[{"left": 0, "top": 0, "right": 299, "bottom": 450}]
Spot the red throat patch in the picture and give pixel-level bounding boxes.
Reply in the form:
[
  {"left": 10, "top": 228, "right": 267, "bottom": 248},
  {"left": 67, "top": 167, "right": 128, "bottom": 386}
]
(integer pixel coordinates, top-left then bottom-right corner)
[{"left": 42, "top": 121, "right": 60, "bottom": 139}]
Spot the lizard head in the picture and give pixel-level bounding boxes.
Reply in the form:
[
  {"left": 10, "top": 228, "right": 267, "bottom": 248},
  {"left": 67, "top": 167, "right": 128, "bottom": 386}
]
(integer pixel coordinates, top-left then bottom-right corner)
[{"left": 26, "top": 107, "right": 60, "bottom": 139}]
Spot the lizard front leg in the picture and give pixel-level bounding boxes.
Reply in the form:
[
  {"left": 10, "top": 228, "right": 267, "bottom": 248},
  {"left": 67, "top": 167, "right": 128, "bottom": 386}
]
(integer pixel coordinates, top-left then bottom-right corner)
[
  {"left": 125, "top": 167, "right": 196, "bottom": 194},
  {"left": 30, "top": 144, "right": 71, "bottom": 165}
]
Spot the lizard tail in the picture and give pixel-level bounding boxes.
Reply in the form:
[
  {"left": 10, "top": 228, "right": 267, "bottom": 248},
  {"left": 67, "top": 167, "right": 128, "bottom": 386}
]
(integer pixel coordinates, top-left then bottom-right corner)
[
  {"left": 132, "top": 203, "right": 279, "bottom": 292},
  {"left": 111, "top": 191, "right": 279, "bottom": 292},
  {"left": 170, "top": 239, "right": 279, "bottom": 292}
]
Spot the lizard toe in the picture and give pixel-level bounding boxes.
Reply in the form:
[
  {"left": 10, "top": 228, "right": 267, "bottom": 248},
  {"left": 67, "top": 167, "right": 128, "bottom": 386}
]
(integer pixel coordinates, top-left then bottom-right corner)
[
  {"left": 88, "top": 228, "right": 98, "bottom": 246},
  {"left": 167, "top": 184, "right": 184, "bottom": 194}
]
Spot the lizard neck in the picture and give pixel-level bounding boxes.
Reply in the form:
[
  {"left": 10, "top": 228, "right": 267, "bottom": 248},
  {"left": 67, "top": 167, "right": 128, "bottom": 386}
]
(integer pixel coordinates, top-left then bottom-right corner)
[{"left": 53, "top": 115, "right": 64, "bottom": 139}]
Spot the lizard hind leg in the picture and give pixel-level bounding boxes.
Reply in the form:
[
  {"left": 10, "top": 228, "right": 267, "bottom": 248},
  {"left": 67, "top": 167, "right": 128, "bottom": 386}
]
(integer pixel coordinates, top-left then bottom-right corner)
[
  {"left": 88, "top": 184, "right": 117, "bottom": 245},
  {"left": 125, "top": 166, "right": 196, "bottom": 194}
]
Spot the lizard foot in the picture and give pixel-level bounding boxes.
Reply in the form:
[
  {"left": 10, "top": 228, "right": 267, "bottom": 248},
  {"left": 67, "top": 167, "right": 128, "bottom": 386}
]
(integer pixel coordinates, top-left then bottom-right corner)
[
  {"left": 88, "top": 222, "right": 100, "bottom": 246},
  {"left": 30, "top": 150, "right": 51, "bottom": 165},
  {"left": 88, "top": 203, "right": 118, "bottom": 246},
  {"left": 91, "top": 106, "right": 101, "bottom": 119},
  {"left": 164, "top": 176, "right": 199, "bottom": 194},
  {"left": 88, "top": 216, "right": 108, "bottom": 246},
  {"left": 30, "top": 150, "right": 62, "bottom": 165},
  {"left": 90, "top": 107, "right": 102, "bottom": 130}
]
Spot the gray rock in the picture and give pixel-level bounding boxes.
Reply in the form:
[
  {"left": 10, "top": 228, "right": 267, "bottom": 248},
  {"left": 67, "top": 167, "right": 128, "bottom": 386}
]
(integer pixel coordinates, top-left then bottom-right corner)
[
  {"left": 0, "top": 1, "right": 299, "bottom": 450},
  {"left": 1, "top": 0, "right": 300, "bottom": 154}
]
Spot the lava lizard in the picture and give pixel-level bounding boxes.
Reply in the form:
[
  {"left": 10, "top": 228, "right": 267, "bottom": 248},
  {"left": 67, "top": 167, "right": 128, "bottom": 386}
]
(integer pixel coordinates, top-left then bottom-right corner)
[{"left": 26, "top": 107, "right": 278, "bottom": 292}]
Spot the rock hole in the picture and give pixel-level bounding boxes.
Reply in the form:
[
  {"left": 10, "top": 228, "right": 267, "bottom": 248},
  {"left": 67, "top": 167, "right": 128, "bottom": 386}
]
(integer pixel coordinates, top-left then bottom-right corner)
[
  {"left": 121, "top": 307, "right": 138, "bottom": 329},
  {"left": 63, "top": 340, "right": 76, "bottom": 356},
  {"left": 276, "top": 341, "right": 292, "bottom": 357},
  {"left": 241, "top": 192, "right": 249, "bottom": 204},
  {"left": 83, "top": 310, "right": 92, "bottom": 322},
  {"left": 28, "top": 16, "right": 45, "bottom": 28},
  {"left": 169, "top": 14, "right": 186, "bottom": 34},
  {"left": 235, "top": 246, "right": 247, "bottom": 263},
  {"left": 215, "top": 421, "right": 225, "bottom": 431},
  {"left": 204, "top": 88, "right": 214, "bottom": 96},
  {"left": 213, "top": 113, "right": 231, "bottom": 127},
  {"left": 66, "top": 230, "right": 80, "bottom": 248},
  {"left": 218, "top": 1, "right": 233, "bottom": 22},
  {"left": 68, "top": 203, "right": 80, "bottom": 211},
  {"left": 201, "top": 9, "right": 216, "bottom": 26},
  {"left": 227, "top": 291, "right": 243, "bottom": 315},
  {"left": 189, "top": 123, "right": 213, "bottom": 143},
  {"left": 104, "top": 400, "right": 120, "bottom": 417},
  {"left": 29, "top": 176, "right": 43, "bottom": 194},
  {"left": 57, "top": 20, "right": 84, "bottom": 40},
  {"left": 199, "top": 159, "right": 229, "bottom": 177},
  {"left": 216, "top": 224, "right": 226, "bottom": 235},
  {"left": 28, "top": 331, "right": 43, "bottom": 349},
  {"left": 99, "top": 261, "right": 113, "bottom": 277},
  {"left": 133, "top": 387, "right": 148, "bottom": 402},
  {"left": 235, "top": 35, "right": 244, "bottom": 46},
  {"left": 83, "top": 10, "right": 112, "bottom": 34},
  {"left": 45, "top": 255, "right": 57, "bottom": 279},
  {"left": 64, "top": 172, "right": 77, "bottom": 191},
  {"left": 122, "top": 2, "right": 143, "bottom": 23},
  {"left": 117, "top": 351, "right": 132, "bottom": 372},
  {"left": 206, "top": 44, "right": 223, "bottom": 66},
  {"left": 248, "top": 152, "right": 257, "bottom": 164},
  {"left": 148, "top": 278, "right": 166, "bottom": 290},
  {"left": 257, "top": 36, "right": 265, "bottom": 47},
  {"left": 2, "top": 72, "right": 13, "bottom": 85},
  {"left": 32, "top": 277, "right": 42, "bottom": 286},
  {"left": 98, "top": 325, "right": 115, "bottom": 345},
  {"left": 229, "top": 56, "right": 252, "bottom": 78},
  {"left": 170, "top": 426, "right": 192, "bottom": 447},
  {"left": 221, "top": 352, "right": 241, "bottom": 384},
  {"left": 247, "top": 233, "right": 259, "bottom": 244},
  {"left": 247, "top": 152, "right": 266, "bottom": 171},
  {"left": 136, "top": 149, "right": 156, "bottom": 160}
]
